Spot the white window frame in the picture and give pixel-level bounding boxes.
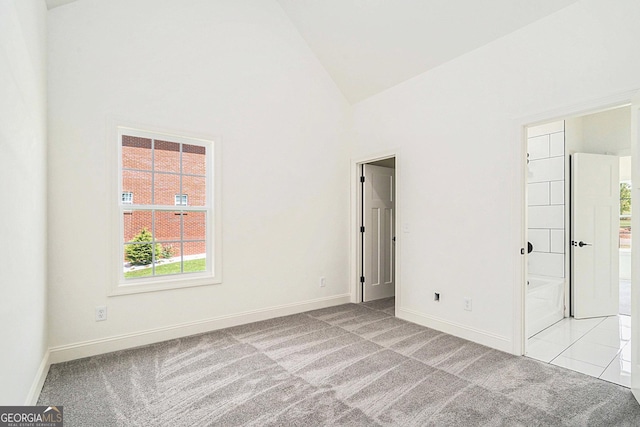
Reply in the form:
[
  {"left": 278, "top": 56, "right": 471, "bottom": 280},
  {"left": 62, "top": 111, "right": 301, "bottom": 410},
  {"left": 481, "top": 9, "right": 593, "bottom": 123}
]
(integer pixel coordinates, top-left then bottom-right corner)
[
  {"left": 110, "top": 125, "right": 222, "bottom": 296},
  {"left": 174, "top": 194, "right": 188, "bottom": 206}
]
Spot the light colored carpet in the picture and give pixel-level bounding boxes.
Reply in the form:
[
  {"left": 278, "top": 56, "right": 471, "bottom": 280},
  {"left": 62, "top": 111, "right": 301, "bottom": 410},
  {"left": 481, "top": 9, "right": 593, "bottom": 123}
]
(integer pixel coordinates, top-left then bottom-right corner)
[{"left": 38, "top": 297, "right": 640, "bottom": 426}]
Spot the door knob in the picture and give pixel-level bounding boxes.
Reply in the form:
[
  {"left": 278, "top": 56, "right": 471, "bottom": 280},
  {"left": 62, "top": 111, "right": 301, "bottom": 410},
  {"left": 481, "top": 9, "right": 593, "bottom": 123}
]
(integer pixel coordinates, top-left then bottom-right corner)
[{"left": 578, "top": 241, "right": 592, "bottom": 247}]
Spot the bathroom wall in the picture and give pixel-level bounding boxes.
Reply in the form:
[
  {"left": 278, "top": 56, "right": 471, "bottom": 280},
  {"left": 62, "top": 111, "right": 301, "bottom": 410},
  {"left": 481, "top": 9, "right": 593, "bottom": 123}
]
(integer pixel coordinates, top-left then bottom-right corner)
[
  {"left": 527, "top": 121, "right": 566, "bottom": 278},
  {"left": 566, "top": 106, "right": 631, "bottom": 155}
]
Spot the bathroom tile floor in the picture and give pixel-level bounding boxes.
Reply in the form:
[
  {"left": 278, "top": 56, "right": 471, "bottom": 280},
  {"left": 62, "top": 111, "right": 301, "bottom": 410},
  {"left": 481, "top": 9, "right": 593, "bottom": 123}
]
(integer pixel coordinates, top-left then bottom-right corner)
[{"left": 526, "top": 314, "right": 631, "bottom": 387}]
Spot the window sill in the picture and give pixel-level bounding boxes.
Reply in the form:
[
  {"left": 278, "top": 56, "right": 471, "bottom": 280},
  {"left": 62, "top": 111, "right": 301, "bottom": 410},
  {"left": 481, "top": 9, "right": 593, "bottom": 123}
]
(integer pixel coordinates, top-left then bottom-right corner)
[{"left": 109, "top": 273, "right": 221, "bottom": 296}]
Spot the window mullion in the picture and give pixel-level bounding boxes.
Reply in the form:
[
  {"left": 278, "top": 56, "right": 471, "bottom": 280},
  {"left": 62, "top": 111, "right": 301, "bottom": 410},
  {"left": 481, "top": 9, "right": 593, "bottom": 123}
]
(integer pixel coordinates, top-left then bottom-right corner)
[
  {"left": 151, "top": 138, "right": 156, "bottom": 277},
  {"left": 151, "top": 138, "right": 155, "bottom": 205},
  {"left": 180, "top": 143, "right": 184, "bottom": 274},
  {"left": 151, "top": 209, "right": 156, "bottom": 277},
  {"left": 128, "top": 204, "right": 205, "bottom": 211}
]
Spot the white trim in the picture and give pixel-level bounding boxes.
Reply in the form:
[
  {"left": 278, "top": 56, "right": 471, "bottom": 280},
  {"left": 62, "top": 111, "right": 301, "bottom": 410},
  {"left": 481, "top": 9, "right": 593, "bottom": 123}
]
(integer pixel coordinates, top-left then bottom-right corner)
[
  {"left": 109, "top": 274, "right": 219, "bottom": 296},
  {"left": 511, "top": 121, "right": 528, "bottom": 356},
  {"left": 513, "top": 89, "right": 640, "bottom": 357},
  {"left": 398, "top": 308, "right": 512, "bottom": 353},
  {"left": 48, "top": 294, "right": 350, "bottom": 364},
  {"left": 629, "top": 93, "right": 640, "bottom": 399},
  {"left": 350, "top": 150, "right": 400, "bottom": 312},
  {"left": 107, "top": 120, "right": 223, "bottom": 296},
  {"left": 25, "top": 350, "right": 50, "bottom": 405},
  {"left": 518, "top": 90, "right": 635, "bottom": 130}
]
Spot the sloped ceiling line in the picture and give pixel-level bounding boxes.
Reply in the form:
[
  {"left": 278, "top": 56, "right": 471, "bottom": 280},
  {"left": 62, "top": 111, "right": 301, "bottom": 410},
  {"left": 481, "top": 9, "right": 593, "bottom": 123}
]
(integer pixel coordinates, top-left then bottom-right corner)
[
  {"left": 47, "top": 0, "right": 580, "bottom": 104},
  {"left": 276, "top": 0, "right": 580, "bottom": 103}
]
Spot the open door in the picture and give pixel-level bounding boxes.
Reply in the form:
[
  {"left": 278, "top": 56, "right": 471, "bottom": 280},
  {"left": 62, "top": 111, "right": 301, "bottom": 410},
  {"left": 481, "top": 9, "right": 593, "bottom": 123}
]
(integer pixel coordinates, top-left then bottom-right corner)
[
  {"left": 362, "top": 164, "right": 395, "bottom": 302},
  {"left": 571, "top": 153, "right": 619, "bottom": 319}
]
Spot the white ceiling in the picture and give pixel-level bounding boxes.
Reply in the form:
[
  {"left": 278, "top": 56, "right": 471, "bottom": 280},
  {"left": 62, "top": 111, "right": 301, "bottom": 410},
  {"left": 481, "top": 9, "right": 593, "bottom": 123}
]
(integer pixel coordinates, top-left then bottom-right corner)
[
  {"left": 276, "top": 0, "right": 579, "bottom": 103},
  {"left": 47, "top": 0, "right": 580, "bottom": 103}
]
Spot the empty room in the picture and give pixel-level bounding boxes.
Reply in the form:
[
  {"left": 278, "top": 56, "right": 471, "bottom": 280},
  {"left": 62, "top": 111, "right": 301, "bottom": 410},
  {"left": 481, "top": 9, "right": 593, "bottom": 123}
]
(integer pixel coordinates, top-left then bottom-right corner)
[{"left": 2, "top": 0, "right": 640, "bottom": 424}]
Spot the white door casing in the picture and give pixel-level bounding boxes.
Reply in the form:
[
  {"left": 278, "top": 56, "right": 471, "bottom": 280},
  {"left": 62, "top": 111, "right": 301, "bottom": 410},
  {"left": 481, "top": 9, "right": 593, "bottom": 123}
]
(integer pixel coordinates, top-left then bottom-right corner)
[
  {"left": 630, "top": 95, "right": 639, "bottom": 402},
  {"left": 363, "top": 164, "right": 395, "bottom": 302},
  {"left": 571, "top": 153, "right": 620, "bottom": 319}
]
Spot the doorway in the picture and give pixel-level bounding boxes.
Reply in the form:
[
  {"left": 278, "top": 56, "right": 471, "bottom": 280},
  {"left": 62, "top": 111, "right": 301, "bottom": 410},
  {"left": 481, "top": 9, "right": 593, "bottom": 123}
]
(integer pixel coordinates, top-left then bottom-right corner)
[
  {"left": 358, "top": 157, "right": 396, "bottom": 303},
  {"left": 523, "top": 105, "right": 633, "bottom": 387}
]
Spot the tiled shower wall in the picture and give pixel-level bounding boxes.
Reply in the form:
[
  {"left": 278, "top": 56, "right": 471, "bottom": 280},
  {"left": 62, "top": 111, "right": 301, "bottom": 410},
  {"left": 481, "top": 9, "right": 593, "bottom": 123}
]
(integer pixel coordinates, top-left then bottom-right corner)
[{"left": 527, "top": 121, "right": 565, "bottom": 278}]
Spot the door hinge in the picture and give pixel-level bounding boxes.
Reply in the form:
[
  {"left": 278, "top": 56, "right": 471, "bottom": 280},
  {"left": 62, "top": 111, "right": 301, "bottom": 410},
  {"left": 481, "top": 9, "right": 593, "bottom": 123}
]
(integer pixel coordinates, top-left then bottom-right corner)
[
  {"left": 360, "top": 176, "right": 365, "bottom": 183},
  {"left": 360, "top": 276, "right": 365, "bottom": 283},
  {"left": 360, "top": 226, "right": 365, "bottom": 233}
]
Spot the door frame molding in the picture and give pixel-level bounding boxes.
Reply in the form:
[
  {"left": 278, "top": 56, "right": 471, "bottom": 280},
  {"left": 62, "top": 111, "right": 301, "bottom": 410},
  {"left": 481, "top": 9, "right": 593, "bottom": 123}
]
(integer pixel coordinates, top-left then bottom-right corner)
[
  {"left": 630, "top": 92, "right": 640, "bottom": 398},
  {"left": 513, "top": 89, "right": 640, "bottom": 356},
  {"left": 350, "top": 151, "right": 400, "bottom": 305}
]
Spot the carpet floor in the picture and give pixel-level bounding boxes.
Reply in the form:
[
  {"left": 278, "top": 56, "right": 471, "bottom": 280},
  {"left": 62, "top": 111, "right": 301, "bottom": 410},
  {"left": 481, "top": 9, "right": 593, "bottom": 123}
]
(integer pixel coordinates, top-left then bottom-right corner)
[{"left": 38, "top": 298, "right": 640, "bottom": 426}]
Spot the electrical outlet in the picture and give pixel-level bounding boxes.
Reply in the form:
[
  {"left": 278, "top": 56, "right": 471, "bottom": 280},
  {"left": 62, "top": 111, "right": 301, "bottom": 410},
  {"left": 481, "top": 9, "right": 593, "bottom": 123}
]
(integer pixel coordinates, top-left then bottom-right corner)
[
  {"left": 320, "top": 277, "right": 326, "bottom": 287},
  {"left": 464, "top": 298, "right": 472, "bottom": 311},
  {"left": 95, "top": 306, "right": 107, "bottom": 321}
]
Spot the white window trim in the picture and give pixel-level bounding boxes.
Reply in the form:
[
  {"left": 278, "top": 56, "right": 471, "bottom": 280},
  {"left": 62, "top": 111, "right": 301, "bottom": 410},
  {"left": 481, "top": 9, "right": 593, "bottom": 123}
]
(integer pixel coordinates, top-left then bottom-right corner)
[{"left": 109, "top": 124, "right": 222, "bottom": 296}]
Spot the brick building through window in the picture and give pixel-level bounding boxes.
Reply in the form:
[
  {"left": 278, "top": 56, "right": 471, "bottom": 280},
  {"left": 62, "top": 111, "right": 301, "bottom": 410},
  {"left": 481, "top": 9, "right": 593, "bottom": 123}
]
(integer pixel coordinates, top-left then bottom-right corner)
[{"left": 121, "top": 132, "right": 209, "bottom": 279}]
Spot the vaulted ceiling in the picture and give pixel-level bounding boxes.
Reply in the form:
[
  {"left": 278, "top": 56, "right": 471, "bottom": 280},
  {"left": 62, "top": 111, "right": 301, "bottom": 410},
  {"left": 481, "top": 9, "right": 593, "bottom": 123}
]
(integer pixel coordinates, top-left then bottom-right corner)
[
  {"left": 47, "top": 0, "right": 580, "bottom": 103},
  {"left": 276, "top": 0, "right": 579, "bottom": 103}
]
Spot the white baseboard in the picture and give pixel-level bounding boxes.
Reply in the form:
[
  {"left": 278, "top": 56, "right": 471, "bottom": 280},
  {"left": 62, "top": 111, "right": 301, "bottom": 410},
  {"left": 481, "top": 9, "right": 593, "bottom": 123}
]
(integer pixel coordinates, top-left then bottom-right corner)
[
  {"left": 49, "top": 294, "right": 351, "bottom": 364},
  {"left": 25, "top": 350, "right": 50, "bottom": 405},
  {"left": 398, "top": 307, "right": 513, "bottom": 353}
]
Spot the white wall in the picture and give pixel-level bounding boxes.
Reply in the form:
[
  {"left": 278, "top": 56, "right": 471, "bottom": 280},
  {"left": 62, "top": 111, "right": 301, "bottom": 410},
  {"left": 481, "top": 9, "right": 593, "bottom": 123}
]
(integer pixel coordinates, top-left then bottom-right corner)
[
  {"left": 47, "top": 0, "right": 351, "bottom": 355},
  {"left": 566, "top": 106, "right": 631, "bottom": 155},
  {"left": 621, "top": 156, "right": 632, "bottom": 181},
  {"left": 565, "top": 116, "right": 584, "bottom": 154},
  {"left": 527, "top": 121, "right": 566, "bottom": 279},
  {"left": 351, "top": 0, "right": 640, "bottom": 352},
  {"left": 0, "top": 0, "right": 48, "bottom": 404}
]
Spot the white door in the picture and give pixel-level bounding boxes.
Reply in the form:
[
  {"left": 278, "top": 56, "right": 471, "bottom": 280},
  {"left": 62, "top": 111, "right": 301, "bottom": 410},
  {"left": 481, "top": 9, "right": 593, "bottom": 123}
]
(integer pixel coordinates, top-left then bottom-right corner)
[
  {"left": 362, "top": 164, "right": 395, "bottom": 302},
  {"left": 571, "top": 153, "right": 619, "bottom": 319}
]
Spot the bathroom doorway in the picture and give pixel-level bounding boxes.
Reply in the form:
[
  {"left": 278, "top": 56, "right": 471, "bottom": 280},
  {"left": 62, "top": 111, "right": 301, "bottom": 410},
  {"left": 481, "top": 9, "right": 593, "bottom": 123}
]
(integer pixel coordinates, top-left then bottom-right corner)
[{"left": 523, "top": 105, "right": 633, "bottom": 387}]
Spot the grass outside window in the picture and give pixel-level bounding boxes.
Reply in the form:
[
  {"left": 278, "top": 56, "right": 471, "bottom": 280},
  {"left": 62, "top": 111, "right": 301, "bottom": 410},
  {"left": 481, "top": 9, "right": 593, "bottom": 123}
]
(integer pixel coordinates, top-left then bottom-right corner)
[{"left": 124, "top": 258, "right": 206, "bottom": 278}]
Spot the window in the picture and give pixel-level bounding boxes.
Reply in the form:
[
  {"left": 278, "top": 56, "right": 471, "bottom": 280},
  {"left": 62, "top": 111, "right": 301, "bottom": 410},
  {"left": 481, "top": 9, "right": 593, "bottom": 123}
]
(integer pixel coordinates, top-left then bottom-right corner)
[
  {"left": 114, "top": 126, "right": 220, "bottom": 294},
  {"left": 175, "top": 194, "right": 188, "bottom": 206},
  {"left": 620, "top": 181, "right": 631, "bottom": 249}
]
